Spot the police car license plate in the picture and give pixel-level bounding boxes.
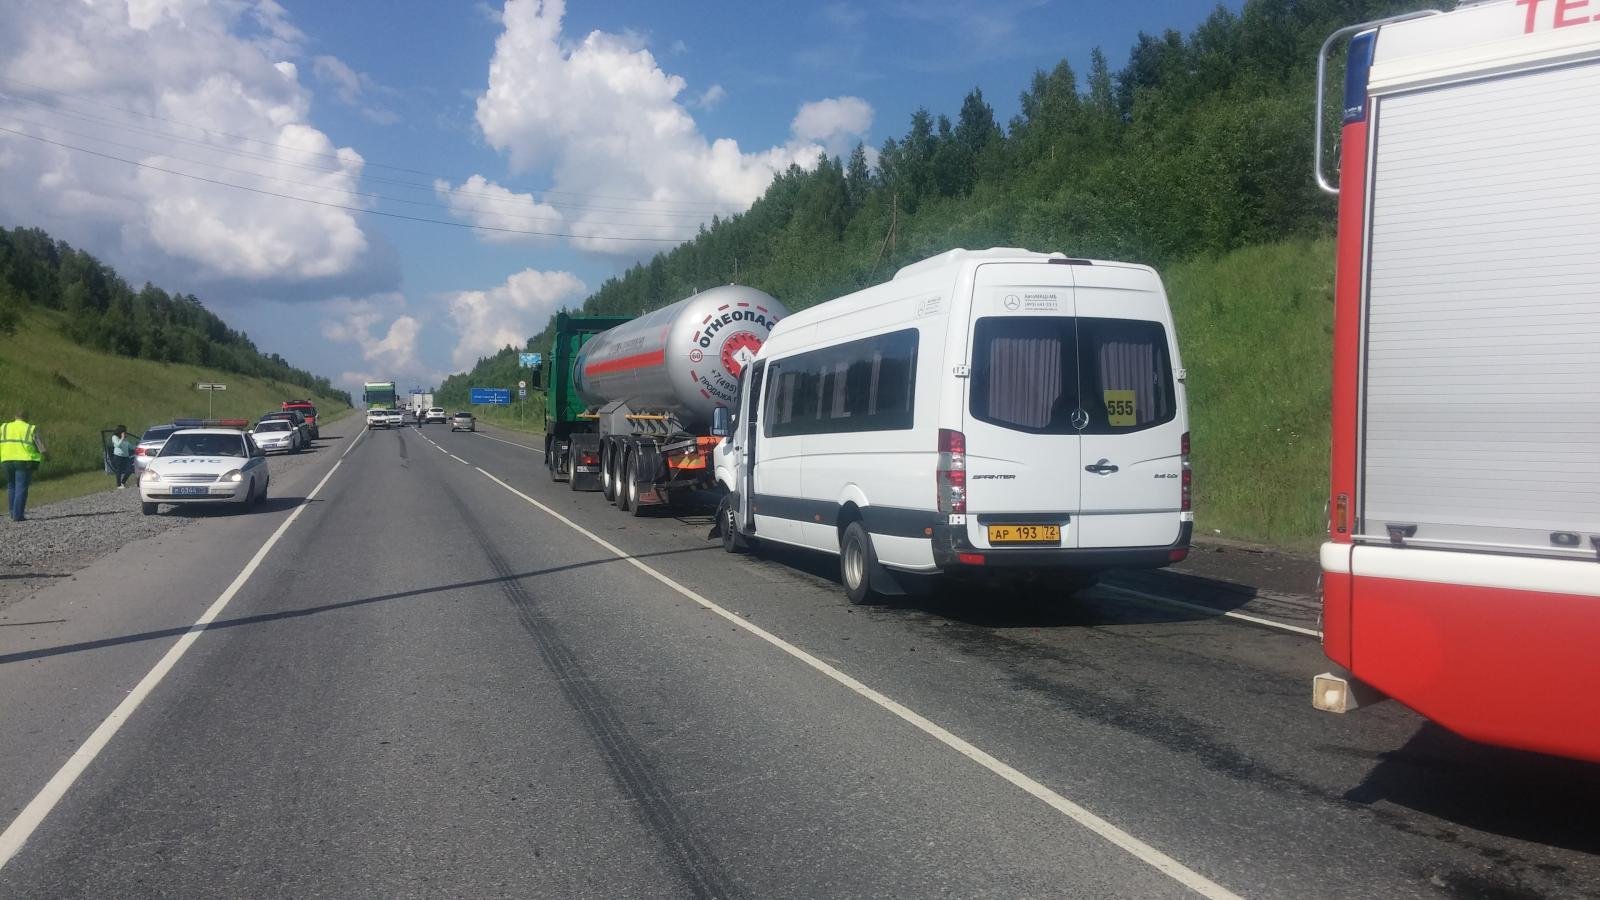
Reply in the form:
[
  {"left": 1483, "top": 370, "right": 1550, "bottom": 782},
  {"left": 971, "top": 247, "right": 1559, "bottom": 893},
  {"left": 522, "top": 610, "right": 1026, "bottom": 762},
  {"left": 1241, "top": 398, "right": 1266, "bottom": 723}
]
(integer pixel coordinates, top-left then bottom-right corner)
[
  {"left": 987, "top": 524, "right": 1060, "bottom": 544},
  {"left": 172, "top": 486, "right": 209, "bottom": 495}
]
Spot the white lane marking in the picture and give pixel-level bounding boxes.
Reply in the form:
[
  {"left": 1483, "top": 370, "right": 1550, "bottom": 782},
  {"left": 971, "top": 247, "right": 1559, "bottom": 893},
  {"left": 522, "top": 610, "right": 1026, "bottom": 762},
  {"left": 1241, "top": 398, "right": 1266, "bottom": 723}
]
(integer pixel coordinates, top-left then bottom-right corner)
[
  {"left": 471, "top": 430, "right": 544, "bottom": 454},
  {"left": 1101, "top": 585, "right": 1321, "bottom": 639},
  {"left": 448, "top": 454, "right": 469, "bottom": 466},
  {"left": 0, "top": 428, "right": 366, "bottom": 871},
  {"left": 471, "top": 466, "right": 1239, "bottom": 900}
]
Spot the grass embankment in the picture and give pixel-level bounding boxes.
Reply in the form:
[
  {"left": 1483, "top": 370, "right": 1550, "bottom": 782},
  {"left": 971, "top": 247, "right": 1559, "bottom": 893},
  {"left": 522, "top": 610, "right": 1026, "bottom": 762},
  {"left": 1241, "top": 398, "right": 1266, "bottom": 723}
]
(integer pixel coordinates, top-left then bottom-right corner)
[
  {"left": 1166, "top": 237, "right": 1332, "bottom": 547},
  {"left": 0, "top": 310, "right": 351, "bottom": 500}
]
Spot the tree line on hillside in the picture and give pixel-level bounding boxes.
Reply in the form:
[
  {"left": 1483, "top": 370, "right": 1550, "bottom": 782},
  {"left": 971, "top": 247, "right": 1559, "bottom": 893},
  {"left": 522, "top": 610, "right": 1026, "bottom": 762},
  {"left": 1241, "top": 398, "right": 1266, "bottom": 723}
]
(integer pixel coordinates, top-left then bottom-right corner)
[
  {"left": 0, "top": 225, "right": 350, "bottom": 404},
  {"left": 437, "top": 346, "right": 525, "bottom": 408},
  {"left": 445, "top": 0, "right": 1443, "bottom": 391}
]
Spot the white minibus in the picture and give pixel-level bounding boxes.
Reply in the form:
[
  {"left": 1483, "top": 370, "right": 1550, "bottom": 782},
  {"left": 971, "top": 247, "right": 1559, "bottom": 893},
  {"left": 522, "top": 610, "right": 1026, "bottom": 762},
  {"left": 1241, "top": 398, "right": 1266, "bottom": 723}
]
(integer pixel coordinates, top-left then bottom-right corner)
[{"left": 713, "top": 248, "right": 1192, "bottom": 603}]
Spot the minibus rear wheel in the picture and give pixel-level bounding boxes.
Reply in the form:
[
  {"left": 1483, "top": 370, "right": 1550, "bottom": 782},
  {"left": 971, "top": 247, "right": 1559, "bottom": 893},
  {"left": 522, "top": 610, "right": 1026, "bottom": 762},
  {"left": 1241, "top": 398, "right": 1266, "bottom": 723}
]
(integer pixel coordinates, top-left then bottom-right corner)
[{"left": 840, "top": 521, "right": 880, "bottom": 605}]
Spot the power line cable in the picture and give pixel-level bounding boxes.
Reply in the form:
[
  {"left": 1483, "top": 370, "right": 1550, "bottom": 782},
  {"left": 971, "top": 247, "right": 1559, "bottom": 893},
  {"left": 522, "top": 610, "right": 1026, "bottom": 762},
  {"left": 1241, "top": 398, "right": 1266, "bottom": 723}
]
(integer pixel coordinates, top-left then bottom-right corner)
[
  {"left": 0, "top": 74, "right": 734, "bottom": 208},
  {"left": 0, "top": 112, "right": 691, "bottom": 232},
  {"left": 0, "top": 89, "right": 721, "bottom": 219},
  {"left": 0, "top": 125, "right": 696, "bottom": 243}
]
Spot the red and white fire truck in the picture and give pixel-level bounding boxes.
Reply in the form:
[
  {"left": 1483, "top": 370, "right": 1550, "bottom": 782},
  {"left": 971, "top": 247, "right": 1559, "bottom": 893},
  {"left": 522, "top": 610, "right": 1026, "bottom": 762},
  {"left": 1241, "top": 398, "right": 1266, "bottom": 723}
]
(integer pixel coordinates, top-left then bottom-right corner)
[{"left": 1314, "top": 0, "right": 1600, "bottom": 762}]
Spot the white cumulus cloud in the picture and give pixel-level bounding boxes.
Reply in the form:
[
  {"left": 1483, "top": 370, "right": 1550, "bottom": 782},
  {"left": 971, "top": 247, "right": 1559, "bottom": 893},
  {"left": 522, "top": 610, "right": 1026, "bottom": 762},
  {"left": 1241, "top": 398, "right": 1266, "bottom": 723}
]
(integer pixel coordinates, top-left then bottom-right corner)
[
  {"left": 311, "top": 54, "right": 399, "bottom": 125},
  {"left": 433, "top": 174, "right": 565, "bottom": 244},
  {"left": 464, "top": 0, "right": 873, "bottom": 255},
  {"left": 321, "top": 292, "right": 437, "bottom": 395},
  {"left": 445, "top": 268, "right": 586, "bottom": 369},
  {"left": 692, "top": 84, "right": 727, "bottom": 110},
  {"left": 0, "top": 0, "right": 382, "bottom": 288},
  {"left": 791, "top": 96, "right": 874, "bottom": 155}
]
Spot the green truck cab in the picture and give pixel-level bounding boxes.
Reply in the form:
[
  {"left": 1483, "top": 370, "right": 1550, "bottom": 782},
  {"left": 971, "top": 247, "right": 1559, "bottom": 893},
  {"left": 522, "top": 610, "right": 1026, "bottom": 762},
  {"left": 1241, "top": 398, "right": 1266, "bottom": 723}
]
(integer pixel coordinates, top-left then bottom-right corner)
[{"left": 543, "top": 312, "right": 629, "bottom": 483}]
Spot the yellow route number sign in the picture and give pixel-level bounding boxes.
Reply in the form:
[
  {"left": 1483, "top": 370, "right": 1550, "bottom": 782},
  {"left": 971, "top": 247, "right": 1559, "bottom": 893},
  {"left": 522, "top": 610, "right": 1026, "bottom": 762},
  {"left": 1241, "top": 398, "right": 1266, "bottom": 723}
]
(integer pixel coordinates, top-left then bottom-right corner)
[{"left": 1103, "top": 390, "right": 1137, "bottom": 427}]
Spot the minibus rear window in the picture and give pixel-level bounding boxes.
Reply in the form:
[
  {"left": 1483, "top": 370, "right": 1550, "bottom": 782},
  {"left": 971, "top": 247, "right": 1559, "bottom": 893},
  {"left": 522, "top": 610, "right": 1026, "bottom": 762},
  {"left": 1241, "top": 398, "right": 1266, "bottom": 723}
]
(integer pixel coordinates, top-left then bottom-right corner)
[{"left": 970, "top": 317, "right": 1174, "bottom": 435}]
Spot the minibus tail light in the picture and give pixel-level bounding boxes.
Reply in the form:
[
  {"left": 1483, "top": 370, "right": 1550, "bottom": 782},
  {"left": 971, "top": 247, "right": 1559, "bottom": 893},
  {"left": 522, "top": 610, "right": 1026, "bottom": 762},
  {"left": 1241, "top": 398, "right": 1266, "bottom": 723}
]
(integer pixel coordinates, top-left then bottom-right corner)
[
  {"left": 1181, "top": 431, "right": 1192, "bottom": 513},
  {"left": 937, "top": 428, "right": 966, "bottom": 515}
]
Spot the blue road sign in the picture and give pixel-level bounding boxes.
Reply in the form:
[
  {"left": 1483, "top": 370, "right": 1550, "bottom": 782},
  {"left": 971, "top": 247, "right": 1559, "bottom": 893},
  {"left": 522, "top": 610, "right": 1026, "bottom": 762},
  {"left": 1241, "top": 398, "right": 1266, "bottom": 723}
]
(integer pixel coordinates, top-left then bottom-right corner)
[
  {"left": 519, "top": 352, "right": 542, "bottom": 368},
  {"left": 470, "top": 387, "right": 512, "bottom": 405}
]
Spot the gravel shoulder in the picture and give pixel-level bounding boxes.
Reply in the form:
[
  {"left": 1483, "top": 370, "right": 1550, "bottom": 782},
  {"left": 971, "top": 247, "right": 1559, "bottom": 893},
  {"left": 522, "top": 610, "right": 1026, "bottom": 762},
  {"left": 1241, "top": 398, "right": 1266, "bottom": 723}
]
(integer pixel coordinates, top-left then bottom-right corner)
[{"left": 0, "top": 437, "right": 340, "bottom": 614}]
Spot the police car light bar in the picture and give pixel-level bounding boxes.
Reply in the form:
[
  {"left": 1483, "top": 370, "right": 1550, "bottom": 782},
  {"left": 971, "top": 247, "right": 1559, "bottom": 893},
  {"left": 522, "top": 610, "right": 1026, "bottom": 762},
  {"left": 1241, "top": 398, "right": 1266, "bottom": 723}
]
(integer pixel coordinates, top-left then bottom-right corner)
[{"left": 173, "top": 418, "right": 252, "bottom": 428}]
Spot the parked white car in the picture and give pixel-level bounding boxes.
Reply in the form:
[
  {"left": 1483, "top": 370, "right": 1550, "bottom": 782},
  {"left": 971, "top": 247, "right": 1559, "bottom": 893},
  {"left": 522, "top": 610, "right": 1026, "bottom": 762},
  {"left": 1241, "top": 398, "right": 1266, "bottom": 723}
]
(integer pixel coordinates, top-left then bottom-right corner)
[
  {"left": 423, "top": 407, "right": 448, "bottom": 424},
  {"left": 139, "top": 428, "right": 269, "bottom": 516},
  {"left": 251, "top": 419, "right": 304, "bottom": 454}
]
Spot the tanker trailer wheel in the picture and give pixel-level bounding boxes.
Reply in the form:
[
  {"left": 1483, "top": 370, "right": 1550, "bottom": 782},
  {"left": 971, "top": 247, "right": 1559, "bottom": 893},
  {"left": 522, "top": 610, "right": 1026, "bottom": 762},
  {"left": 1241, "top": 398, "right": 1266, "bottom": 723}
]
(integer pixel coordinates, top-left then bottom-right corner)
[
  {"left": 568, "top": 449, "right": 582, "bottom": 490},
  {"left": 625, "top": 450, "right": 647, "bottom": 517},
  {"left": 615, "top": 448, "right": 634, "bottom": 513},
  {"left": 601, "top": 441, "right": 618, "bottom": 503}
]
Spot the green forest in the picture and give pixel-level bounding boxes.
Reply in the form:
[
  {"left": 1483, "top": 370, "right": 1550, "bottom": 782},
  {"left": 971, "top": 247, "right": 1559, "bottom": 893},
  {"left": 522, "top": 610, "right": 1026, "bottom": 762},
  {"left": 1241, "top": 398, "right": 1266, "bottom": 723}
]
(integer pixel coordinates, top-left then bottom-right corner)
[
  {"left": 442, "top": 0, "right": 1446, "bottom": 543},
  {"left": 0, "top": 225, "right": 350, "bottom": 404}
]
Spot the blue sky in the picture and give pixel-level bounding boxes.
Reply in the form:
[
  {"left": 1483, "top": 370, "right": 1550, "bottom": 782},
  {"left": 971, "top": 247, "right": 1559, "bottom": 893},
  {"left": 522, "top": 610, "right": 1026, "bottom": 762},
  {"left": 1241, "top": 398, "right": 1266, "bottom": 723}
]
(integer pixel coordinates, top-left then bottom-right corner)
[{"left": 0, "top": 0, "right": 1240, "bottom": 397}]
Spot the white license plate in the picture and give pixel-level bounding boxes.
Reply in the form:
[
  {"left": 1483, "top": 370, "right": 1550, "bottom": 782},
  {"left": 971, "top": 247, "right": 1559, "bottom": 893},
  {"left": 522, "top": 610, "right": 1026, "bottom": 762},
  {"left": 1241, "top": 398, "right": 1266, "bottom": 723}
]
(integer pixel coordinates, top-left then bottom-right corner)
[{"left": 172, "top": 486, "right": 210, "bottom": 496}]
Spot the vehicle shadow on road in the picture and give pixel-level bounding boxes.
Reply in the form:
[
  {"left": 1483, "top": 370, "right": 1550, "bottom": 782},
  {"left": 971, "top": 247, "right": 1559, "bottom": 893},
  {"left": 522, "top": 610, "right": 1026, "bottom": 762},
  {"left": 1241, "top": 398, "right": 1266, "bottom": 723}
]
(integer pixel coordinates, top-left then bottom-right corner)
[
  {"left": 162, "top": 496, "right": 320, "bottom": 517},
  {"left": 735, "top": 541, "right": 1249, "bottom": 630},
  {"left": 1343, "top": 724, "right": 1600, "bottom": 855},
  {"left": 0, "top": 545, "right": 715, "bottom": 666},
  {"left": 898, "top": 579, "right": 1243, "bottom": 630}
]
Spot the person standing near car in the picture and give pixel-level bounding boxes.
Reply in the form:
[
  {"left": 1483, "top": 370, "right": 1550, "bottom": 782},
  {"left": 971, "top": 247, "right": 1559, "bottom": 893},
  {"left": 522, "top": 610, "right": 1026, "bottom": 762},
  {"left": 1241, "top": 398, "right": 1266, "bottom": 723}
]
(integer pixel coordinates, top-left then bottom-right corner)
[
  {"left": 109, "top": 425, "right": 136, "bottom": 489},
  {"left": 1, "top": 408, "right": 46, "bottom": 522}
]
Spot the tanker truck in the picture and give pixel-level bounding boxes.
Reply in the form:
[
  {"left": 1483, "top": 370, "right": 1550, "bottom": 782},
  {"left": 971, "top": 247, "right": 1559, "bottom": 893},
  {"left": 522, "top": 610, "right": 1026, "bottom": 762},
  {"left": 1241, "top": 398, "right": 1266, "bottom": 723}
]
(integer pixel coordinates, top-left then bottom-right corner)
[{"left": 547, "top": 285, "right": 789, "bottom": 515}]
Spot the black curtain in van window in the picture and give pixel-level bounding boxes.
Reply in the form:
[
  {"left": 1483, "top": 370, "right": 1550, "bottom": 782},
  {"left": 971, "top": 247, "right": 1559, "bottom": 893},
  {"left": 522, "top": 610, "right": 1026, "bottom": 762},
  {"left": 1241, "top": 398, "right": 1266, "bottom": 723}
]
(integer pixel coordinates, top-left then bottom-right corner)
[
  {"left": 987, "top": 336, "right": 1062, "bottom": 429},
  {"left": 971, "top": 317, "right": 1174, "bottom": 434},
  {"left": 1079, "top": 319, "right": 1174, "bottom": 429},
  {"left": 971, "top": 317, "right": 1076, "bottom": 433}
]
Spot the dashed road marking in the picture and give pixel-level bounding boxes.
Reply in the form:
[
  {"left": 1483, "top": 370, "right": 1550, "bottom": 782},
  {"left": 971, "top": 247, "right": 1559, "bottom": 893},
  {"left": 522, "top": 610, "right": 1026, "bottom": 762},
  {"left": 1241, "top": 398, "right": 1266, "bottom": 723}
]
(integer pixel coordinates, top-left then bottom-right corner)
[{"left": 470, "top": 431, "right": 544, "bottom": 454}]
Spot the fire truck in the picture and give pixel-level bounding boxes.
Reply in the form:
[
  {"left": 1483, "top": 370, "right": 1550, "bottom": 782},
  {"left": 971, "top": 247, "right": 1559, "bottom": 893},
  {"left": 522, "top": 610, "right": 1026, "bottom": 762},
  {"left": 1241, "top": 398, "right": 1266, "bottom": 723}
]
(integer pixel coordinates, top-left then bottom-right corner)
[{"left": 1313, "top": 1, "right": 1600, "bottom": 762}]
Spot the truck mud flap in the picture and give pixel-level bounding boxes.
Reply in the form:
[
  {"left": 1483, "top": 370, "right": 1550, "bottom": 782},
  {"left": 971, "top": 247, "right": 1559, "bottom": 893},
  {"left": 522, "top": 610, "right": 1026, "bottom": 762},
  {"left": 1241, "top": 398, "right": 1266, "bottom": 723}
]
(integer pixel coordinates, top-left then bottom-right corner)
[{"left": 569, "top": 434, "right": 603, "bottom": 491}]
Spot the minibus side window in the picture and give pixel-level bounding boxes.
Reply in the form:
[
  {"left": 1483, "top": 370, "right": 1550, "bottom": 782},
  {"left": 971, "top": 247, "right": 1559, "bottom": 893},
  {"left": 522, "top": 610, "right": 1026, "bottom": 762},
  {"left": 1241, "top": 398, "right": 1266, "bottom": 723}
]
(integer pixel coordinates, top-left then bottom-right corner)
[{"left": 763, "top": 329, "right": 918, "bottom": 437}]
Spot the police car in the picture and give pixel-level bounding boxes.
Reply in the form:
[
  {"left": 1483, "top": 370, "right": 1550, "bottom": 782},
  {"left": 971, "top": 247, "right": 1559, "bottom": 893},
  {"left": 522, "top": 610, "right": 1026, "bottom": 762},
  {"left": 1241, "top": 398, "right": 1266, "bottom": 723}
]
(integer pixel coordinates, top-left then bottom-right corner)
[{"left": 139, "top": 422, "right": 270, "bottom": 516}]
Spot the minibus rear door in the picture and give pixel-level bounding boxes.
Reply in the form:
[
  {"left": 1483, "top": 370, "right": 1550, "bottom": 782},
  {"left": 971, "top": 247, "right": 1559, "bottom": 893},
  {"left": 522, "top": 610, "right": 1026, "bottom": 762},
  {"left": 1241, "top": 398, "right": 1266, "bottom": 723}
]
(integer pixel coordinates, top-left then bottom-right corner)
[{"left": 962, "top": 264, "right": 1082, "bottom": 551}]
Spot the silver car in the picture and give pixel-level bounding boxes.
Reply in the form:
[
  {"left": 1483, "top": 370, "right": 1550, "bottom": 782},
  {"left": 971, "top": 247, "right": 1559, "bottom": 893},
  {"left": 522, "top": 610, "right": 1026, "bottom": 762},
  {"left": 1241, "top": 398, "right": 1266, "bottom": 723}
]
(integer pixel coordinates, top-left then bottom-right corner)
[
  {"left": 134, "top": 424, "right": 180, "bottom": 475},
  {"left": 450, "top": 411, "right": 476, "bottom": 432},
  {"left": 251, "top": 419, "right": 304, "bottom": 454}
]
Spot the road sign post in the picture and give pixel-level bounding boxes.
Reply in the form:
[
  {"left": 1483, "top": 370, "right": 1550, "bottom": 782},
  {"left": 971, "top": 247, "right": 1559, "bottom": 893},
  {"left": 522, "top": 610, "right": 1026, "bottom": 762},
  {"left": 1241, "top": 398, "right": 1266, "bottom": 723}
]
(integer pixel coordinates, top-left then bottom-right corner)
[{"left": 196, "top": 383, "right": 227, "bottom": 417}]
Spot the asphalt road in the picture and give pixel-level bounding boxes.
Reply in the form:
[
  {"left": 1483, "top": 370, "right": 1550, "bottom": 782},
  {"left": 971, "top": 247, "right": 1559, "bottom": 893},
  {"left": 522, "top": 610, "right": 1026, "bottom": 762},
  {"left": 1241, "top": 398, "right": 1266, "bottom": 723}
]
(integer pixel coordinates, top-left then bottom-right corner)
[{"left": 1, "top": 422, "right": 1595, "bottom": 898}]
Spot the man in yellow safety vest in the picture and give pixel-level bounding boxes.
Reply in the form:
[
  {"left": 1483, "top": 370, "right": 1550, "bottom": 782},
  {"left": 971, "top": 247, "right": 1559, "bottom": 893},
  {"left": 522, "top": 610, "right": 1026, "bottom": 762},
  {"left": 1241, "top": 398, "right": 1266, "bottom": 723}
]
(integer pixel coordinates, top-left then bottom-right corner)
[{"left": 1, "top": 409, "right": 46, "bottom": 522}]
